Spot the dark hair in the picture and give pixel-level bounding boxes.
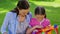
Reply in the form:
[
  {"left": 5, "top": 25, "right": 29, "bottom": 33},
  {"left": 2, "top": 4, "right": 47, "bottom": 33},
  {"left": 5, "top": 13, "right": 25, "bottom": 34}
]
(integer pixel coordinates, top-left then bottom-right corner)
[
  {"left": 35, "top": 6, "right": 46, "bottom": 18},
  {"left": 11, "top": 0, "right": 30, "bottom": 16}
]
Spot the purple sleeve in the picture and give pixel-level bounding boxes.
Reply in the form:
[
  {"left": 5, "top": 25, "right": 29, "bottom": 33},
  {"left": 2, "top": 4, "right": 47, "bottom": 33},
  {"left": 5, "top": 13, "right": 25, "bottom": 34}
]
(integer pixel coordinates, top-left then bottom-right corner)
[
  {"left": 28, "top": 12, "right": 32, "bottom": 19},
  {"left": 29, "top": 19, "right": 33, "bottom": 28},
  {"left": 28, "top": 12, "right": 32, "bottom": 27}
]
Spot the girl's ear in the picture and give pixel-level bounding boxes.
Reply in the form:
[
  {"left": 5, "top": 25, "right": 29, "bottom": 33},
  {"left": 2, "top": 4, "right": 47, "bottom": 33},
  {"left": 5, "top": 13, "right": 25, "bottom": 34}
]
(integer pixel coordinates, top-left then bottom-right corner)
[
  {"left": 43, "top": 15, "right": 45, "bottom": 17},
  {"left": 44, "top": 14, "right": 46, "bottom": 18}
]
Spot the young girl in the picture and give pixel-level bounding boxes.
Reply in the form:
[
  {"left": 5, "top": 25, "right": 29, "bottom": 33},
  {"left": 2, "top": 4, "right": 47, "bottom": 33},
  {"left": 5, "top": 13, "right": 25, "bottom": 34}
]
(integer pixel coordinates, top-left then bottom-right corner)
[{"left": 26, "top": 6, "right": 50, "bottom": 34}]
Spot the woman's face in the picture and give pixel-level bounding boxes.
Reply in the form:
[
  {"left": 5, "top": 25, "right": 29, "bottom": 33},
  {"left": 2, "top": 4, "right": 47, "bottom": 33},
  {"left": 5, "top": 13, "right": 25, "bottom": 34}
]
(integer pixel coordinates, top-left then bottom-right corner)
[
  {"left": 19, "top": 8, "right": 29, "bottom": 16},
  {"left": 35, "top": 15, "right": 45, "bottom": 21}
]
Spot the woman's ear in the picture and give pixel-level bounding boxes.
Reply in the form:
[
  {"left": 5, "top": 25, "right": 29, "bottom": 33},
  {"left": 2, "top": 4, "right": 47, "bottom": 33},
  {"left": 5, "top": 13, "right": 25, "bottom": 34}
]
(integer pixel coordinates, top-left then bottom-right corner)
[{"left": 17, "top": 7, "right": 19, "bottom": 10}]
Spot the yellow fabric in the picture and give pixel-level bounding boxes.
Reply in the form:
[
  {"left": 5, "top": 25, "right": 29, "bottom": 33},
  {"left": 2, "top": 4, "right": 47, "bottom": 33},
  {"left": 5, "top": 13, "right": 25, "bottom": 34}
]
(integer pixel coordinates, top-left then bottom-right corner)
[
  {"left": 47, "top": 31, "right": 52, "bottom": 34},
  {"left": 42, "top": 26, "right": 54, "bottom": 34}
]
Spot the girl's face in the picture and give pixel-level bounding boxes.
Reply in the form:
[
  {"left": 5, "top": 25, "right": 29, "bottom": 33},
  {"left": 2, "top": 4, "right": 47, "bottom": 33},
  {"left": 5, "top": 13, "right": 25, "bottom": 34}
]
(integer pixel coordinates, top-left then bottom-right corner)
[
  {"left": 35, "top": 15, "right": 45, "bottom": 21},
  {"left": 19, "top": 8, "right": 29, "bottom": 16}
]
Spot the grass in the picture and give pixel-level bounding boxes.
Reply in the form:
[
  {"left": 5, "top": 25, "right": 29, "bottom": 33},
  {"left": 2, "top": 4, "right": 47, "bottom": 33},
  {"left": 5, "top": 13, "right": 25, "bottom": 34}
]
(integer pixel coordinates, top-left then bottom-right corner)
[{"left": 0, "top": 0, "right": 60, "bottom": 34}]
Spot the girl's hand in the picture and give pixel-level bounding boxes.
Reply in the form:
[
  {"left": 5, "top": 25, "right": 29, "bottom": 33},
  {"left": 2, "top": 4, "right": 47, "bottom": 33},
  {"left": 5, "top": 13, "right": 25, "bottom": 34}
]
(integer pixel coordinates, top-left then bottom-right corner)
[
  {"left": 26, "top": 25, "right": 43, "bottom": 34},
  {"left": 33, "top": 25, "right": 43, "bottom": 29}
]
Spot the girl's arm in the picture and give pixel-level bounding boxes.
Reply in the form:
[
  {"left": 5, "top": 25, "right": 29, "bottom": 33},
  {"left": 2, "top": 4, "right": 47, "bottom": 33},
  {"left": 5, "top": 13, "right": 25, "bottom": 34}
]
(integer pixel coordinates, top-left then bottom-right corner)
[
  {"left": 26, "top": 25, "right": 42, "bottom": 34},
  {"left": 26, "top": 26, "right": 36, "bottom": 34},
  {"left": 1, "top": 12, "right": 10, "bottom": 34}
]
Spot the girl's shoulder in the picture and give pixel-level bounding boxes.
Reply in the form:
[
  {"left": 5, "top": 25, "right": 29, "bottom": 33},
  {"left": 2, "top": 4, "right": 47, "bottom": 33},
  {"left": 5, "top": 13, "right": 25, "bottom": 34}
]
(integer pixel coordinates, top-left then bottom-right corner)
[
  {"left": 44, "top": 18, "right": 50, "bottom": 22},
  {"left": 43, "top": 18, "right": 50, "bottom": 26},
  {"left": 30, "top": 18, "right": 37, "bottom": 21},
  {"left": 30, "top": 18, "right": 38, "bottom": 27},
  {"left": 30, "top": 18, "right": 38, "bottom": 24}
]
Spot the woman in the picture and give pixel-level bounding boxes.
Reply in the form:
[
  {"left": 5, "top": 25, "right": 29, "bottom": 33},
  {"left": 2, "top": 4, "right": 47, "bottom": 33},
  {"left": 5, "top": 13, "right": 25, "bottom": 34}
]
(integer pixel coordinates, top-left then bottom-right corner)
[{"left": 1, "top": 0, "right": 32, "bottom": 34}]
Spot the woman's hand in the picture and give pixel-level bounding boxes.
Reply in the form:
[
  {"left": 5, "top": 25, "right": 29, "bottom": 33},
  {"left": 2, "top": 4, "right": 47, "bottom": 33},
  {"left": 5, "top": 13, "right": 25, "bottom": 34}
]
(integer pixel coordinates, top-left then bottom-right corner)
[
  {"left": 3, "top": 32, "right": 7, "bottom": 34},
  {"left": 18, "top": 15, "right": 25, "bottom": 22}
]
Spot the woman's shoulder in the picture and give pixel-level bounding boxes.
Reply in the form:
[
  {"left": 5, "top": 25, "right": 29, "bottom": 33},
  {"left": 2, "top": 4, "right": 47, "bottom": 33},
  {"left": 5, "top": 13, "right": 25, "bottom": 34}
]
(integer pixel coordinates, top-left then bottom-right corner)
[
  {"left": 6, "top": 12, "right": 16, "bottom": 15},
  {"left": 6, "top": 11, "right": 16, "bottom": 15},
  {"left": 5, "top": 11, "right": 17, "bottom": 18}
]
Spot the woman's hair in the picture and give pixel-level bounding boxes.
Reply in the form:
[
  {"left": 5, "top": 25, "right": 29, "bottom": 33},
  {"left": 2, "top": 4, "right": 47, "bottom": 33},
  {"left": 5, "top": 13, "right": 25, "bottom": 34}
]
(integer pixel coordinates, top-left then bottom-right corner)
[
  {"left": 35, "top": 6, "right": 46, "bottom": 18},
  {"left": 11, "top": 0, "right": 30, "bottom": 16}
]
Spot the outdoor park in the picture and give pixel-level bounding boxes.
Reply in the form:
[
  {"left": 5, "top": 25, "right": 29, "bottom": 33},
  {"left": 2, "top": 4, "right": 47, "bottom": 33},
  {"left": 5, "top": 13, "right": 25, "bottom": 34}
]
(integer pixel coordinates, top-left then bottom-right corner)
[{"left": 0, "top": 0, "right": 60, "bottom": 34}]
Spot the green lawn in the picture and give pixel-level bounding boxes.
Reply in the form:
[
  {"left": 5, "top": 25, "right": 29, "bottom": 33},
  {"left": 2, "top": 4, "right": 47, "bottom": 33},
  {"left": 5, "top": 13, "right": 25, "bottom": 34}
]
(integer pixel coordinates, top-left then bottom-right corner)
[{"left": 0, "top": 0, "right": 60, "bottom": 34}]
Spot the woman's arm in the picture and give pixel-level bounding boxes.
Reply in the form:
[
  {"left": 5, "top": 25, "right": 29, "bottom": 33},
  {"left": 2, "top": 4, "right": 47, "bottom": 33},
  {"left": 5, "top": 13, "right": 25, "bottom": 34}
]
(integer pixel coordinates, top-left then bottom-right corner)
[
  {"left": 1, "top": 12, "right": 10, "bottom": 34},
  {"left": 29, "top": 12, "right": 32, "bottom": 19},
  {"left": 3, "top": 32, "right": 8, "bottom": 34}
]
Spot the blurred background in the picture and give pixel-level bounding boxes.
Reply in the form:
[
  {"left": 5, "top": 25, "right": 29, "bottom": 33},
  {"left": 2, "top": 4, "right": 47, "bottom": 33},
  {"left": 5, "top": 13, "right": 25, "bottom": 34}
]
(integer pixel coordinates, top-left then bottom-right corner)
[{"left": 0, "top": 0, "right": 60, "bottom": 34}]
